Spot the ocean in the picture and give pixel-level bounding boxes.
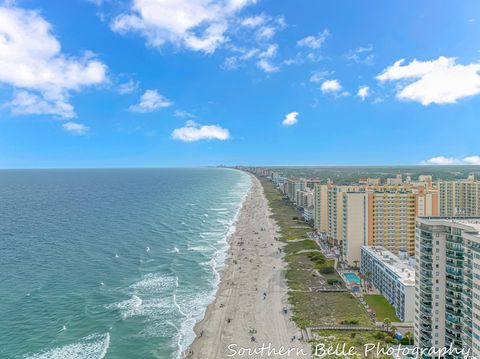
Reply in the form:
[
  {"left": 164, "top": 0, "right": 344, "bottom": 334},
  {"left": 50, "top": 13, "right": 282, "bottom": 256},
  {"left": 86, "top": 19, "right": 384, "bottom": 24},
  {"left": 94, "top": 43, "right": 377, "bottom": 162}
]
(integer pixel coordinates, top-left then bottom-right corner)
[{"left": 0, "top": 168, "right": 251, "bottom": 359}]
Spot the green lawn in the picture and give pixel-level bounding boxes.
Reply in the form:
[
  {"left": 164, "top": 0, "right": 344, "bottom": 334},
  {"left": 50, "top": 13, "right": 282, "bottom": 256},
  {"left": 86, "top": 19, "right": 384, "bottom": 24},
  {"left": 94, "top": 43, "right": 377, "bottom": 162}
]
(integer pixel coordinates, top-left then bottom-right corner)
[
  {"left": 364, "top": 294, "right": 401, "bottom": 322},
  {"left": 260, "top": 177, "right": 312, "bottom": 241},
  {"left": 284, "top": 239, "right": 319, "bottom": 254}
]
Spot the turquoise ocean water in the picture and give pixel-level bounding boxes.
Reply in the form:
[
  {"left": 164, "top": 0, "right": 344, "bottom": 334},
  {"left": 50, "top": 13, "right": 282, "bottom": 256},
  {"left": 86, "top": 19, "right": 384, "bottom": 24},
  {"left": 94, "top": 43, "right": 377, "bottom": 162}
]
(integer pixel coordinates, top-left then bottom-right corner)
[{"left": 0, "top": 168, "right": 251, "bottom": 359}]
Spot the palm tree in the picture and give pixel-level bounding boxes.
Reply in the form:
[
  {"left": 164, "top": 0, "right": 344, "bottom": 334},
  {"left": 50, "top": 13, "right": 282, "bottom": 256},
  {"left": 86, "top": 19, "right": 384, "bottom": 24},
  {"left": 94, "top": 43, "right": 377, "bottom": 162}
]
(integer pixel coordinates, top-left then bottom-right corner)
[
  {"left": 391, "top": 325, "right": 397, "bottom": 336},
  {"left": 383, "top": 318, "right": 391, "bottom": 333},
  {"left": 404, "top": 331, "right": 414, "bottom": 345}
]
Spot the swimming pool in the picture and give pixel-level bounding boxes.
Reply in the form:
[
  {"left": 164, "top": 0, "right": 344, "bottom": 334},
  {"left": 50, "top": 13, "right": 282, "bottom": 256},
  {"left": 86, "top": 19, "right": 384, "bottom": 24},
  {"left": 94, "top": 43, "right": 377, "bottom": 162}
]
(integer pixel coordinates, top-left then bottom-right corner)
[{"left": 344, "top": 272, "right": 361, "bottom": 284}]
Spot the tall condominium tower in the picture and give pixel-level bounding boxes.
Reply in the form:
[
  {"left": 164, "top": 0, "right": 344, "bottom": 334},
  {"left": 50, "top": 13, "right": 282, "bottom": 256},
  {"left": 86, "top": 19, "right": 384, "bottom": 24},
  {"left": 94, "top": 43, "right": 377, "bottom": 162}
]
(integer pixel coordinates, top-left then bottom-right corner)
[
  {"left": 415, "top": 217, "right": 480, "bottom": 357},
  {"left": 438, "top": 174, "right": 480, "bottom": 217}
]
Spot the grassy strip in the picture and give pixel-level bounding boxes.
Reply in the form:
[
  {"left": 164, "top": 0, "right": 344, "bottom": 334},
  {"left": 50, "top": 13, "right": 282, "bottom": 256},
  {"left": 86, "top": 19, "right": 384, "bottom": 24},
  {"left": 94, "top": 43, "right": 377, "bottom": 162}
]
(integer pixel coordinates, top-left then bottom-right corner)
[
  {"left": 291, "top": 292, "right": 372, "bottom": 328},
  {"left": 258, "top": 176, "right": 372, "bottom": 329},
  {"left": 284, "top": 239, "right": 319, "bottom": 254},
  {"left": 364, "top": 295, "right": 401, "bottom": 323}
]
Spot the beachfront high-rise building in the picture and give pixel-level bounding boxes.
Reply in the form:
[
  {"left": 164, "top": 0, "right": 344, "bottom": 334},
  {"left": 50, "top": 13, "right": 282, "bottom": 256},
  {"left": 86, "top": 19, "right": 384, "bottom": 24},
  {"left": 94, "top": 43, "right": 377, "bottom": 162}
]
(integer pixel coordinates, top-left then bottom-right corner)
[
  {"left": 386, "top": 173, "right": 403, "bottom": 186},
  {"left": 415, "top": 217, "right": 480, "bottom": 357},
  {"left": 366, "top": 187, "right": 438, "bottom": 255},
  {"left": 367, "top": 190, "right": 417, "bottom": 255},
  {"left": 438, "top": 174, "right": 480, "bottom": 217},
  {"left": 314, "top": 184, "right": 329, "bottom": 233},
  {"left": 341, "top": 192, "right": 367, "bottom": 266},
  {"left": 315, "top": 183, "right": 438, "bottom": 265},
  {"left": 295, "top": 188, "right": 314, "bottom": 209},
  {"left": 360, "top": 246, "right": 415, "bottom": 322},
  {"left": 285, "top": 178, "right": 306, "bottom": 202},
  {"left": 326, "top": 185, "right": 364, "bottom": 249},
  {"left": 305, "top": 178, "right": 322, "bottom": 190}
]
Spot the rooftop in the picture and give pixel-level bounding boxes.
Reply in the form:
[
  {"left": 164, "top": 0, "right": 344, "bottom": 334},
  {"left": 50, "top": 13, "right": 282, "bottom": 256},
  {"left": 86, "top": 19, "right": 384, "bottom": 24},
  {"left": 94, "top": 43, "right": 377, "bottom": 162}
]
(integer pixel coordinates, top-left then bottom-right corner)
[
  {"left": 417, "top": 217, "right": 480, "bottom": 239},
  {"left": 362, "top": 246, "right": 415, "bottom": 286}
]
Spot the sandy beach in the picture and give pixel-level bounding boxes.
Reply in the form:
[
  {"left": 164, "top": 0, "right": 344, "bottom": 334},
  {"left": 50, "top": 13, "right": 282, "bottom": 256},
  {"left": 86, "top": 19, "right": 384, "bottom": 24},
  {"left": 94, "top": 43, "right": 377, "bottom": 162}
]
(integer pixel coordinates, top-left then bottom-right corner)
[{"left": 186, "top": 174, "right": 308, "bottom": 358}]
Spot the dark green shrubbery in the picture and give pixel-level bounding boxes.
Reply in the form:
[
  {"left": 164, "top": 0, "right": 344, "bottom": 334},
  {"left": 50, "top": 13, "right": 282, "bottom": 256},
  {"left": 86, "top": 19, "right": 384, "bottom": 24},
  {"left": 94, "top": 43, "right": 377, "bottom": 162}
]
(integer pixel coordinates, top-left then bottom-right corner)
[{"left": 319, "top": 266, "right": 335, "bottom": 274}]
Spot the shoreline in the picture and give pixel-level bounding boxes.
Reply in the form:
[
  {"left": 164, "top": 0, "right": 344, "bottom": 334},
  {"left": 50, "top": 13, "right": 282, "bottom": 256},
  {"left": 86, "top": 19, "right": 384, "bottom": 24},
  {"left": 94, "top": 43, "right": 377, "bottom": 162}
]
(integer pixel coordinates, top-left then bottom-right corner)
[{"left": 184, "top": 173, "right": 307, "bottom": 358}]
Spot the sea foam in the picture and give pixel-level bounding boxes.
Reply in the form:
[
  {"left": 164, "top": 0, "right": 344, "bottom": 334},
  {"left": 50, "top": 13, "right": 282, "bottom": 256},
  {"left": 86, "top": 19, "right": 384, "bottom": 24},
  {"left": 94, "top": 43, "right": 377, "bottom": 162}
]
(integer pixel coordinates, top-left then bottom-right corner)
[{"left": 24, "top": 333, "right": 110, "bottom": 359}]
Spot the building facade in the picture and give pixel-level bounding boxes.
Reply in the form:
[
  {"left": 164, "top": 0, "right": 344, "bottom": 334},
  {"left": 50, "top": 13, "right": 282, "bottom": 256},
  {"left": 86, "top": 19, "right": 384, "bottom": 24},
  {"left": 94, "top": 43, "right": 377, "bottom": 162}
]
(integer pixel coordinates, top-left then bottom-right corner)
[
  {"left": 415, "top": 218, "right": 480, "bottom": 357},
  {"left": 438, "top": 175, "right": 480, "bottom": 217},
  {"left": 285, "top": 178, "right": 306, "bottom": 202},
  {"left": 366, "top": 190, "right": 418, "bottom": 255},
  {"left": 295, "top": 189, "right": 314, "bottom": 209},
  {"left": 360, "top": 246, "right": 415, "bottom": 322},
  {"left": 342, "top": 192, "right": 367, "bottom": 266},
  {"left": 314, "top": 184, "right": 329, "bottom": 233},
  {"left": 318, "top": 183, "right": 438, "bottom": 264}
]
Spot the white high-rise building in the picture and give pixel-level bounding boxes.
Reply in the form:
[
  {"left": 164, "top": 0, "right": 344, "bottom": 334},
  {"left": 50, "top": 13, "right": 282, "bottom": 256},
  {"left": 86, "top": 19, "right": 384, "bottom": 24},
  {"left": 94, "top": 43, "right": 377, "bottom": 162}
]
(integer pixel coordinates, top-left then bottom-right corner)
[
  {"left": 360, "top": 246, "right": 415, "bottom": 322},
  {"left": 415, "top": 217, "right": 480, "bottom": 357}
]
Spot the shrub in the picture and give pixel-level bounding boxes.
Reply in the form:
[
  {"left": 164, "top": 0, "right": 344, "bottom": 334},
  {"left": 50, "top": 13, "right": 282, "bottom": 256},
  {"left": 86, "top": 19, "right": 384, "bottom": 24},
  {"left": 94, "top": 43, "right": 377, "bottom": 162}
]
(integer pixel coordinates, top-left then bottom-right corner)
[
  {"left": 340, "top": 320, "right": 359, "bottom": 325},
  {"left": 327, "top": 279, "right": 340, "bottom": 285},
  {"left": 319, "top": 267, "right": 335, "bottom": 274}
]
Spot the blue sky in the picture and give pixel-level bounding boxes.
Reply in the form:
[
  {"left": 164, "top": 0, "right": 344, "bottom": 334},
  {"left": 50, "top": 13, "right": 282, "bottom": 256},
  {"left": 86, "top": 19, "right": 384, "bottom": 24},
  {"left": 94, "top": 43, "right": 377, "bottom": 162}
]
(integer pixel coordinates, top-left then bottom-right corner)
[{"left": 0, "top": 0, "right": 480, "bottom": 168}]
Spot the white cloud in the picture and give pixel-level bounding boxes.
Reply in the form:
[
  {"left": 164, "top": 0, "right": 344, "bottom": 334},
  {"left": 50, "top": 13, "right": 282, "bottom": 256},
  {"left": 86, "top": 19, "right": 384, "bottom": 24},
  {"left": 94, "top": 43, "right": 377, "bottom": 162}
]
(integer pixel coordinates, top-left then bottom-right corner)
[
  {"left": 258, "top": 43, "right": 278, "bottom": 58},
  {"left": 5, "top": 91, "right": 74, "bottom": 118},
  {"left": 118, "top": 79, "right": 139, "bottom": 94},
  {"left": 255, "top": 44, "right": 279, "bottom": 72},
  {"left": 282, "top": 111, "right": 298, "bottom": 126},
  {"left": 129, "top": 89, "right": 172, "bottom": 112},
  {"left": 421, "top": 156, "right": 480, "bottom": 165},
  {"left": 357, "top": 86, "right": 370, "bottom": 101},
  {"left": 174, "top": 110, "right": 195, "bottom": 118},
  {"left": 463, "top": 156, "right": 480, "bottom": 165},
  {"left": 309, "top": 70, "right": 332, "bottom": 83},
  {"left": 377, "top": 56, "right": 480, "bottom": 105},
  {"left": 321, "top": 79, "right": 341, "bottom": 93},
  {"left": 256, "top": 26, "right": 275, "bottom": 40},
  {"left": 297, "top": 29, "right": 330, "bottom": 49},
  {"left": 172, "top": 121, "right": 230, "bottom": 142},
  {"left": 241, "top": 14, "right": 265, "bottom": 28},
  {"left": 347, "top": 45, "right": 374, "bottom": 65},
  {"left": 62, "top": 121, "right": 90, "bottom": 135},
  {"left": 110, "top": 0, "right": 257, "bottom": 54},
  {"left": 257, "top": 59, "right": 279, "bottom": 73},
  {"left": 0, "top": 6, "right": 108, "bottom": 118}
]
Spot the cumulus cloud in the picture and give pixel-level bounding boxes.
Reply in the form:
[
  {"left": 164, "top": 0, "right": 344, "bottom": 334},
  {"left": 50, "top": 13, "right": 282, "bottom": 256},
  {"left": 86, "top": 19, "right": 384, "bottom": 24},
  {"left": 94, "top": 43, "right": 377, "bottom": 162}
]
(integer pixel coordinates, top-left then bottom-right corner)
[
  {"left": 377, "top": 56, "right": 480, "bottom": 105},
  {"left": 5, "top": 91, "right": 74, "bottom": 118},
  {"left": 357, "top": 86, "right": 370, "bottom": 101},
  {"left": 297, "top": 29, "right": 330, "bottom": 49},
  {"left": 421, "top": 156, "right": 480, "bottom": 165},
  {"left": 255, "top": 43, "right": 279, "bottom": 72},
  {"left": 321, "top": 79, "right": 341, "bottom": 93},
  {"left": 129, "top": 89, "right": 173, "bottom": 113},
  {"left": 464, "top": 156, "right": 480, "bottom": 165},
  {"left": 254, "top": 16, "right": 285, "bottom": 41},
  {"left": 172, "top": 121, "right": 230, "bottom": 142},
  {"left": 110, "top": 0, "right": 257, "bottom": 54},
  {"left": 282, "top": 111, "right": 298, "bottom": 126},
  {"left": 62, "top": 121, "right": 90, "bottom": 135},
  {"left": 0, "top": 6, "right": 108, "bottom": 118}
]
